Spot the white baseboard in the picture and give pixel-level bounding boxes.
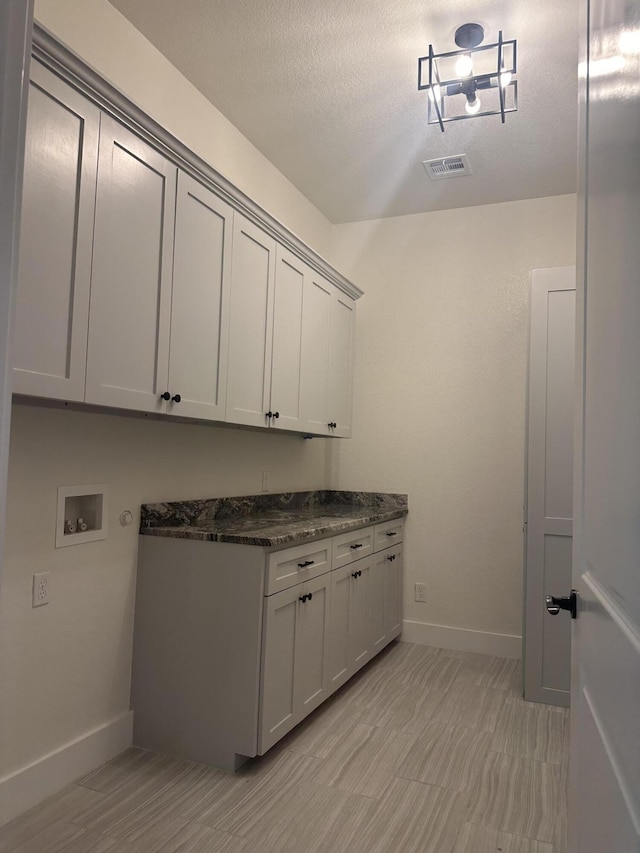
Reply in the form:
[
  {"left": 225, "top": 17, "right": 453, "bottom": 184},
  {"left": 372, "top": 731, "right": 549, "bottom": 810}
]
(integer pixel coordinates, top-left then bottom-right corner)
[
  {"left": 0, "top": 710, "right": 133, "bottom": 827},
  {"left": 402, "top": 619, "right": 522, "bottom": 659}
]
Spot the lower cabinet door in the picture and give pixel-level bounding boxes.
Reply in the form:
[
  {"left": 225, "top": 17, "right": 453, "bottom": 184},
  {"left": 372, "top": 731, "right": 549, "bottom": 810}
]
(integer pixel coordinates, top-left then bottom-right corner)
[
  {"left": 350, "top": 556, "right": 372, "bottom": 674},
  {"left": 328, "top": 564, "right": 353, "bottom": 694},
  {"left": 294, "top": 572, "right": 331, "bottom": 718},
  {"left": 384, "top": 545, "right": 403, "bottom": 638},
  {"left": 370, "top": 551, "right": 388, "bottom": 653},
  {"left": 259, "top": 572, "right": 331, "bottom": 754},
  {"left": 328, "top": 555, "right": 374, "bottom": 696},
  {"left": 259, "top": 585, "right": 298, "bottom": 753}
]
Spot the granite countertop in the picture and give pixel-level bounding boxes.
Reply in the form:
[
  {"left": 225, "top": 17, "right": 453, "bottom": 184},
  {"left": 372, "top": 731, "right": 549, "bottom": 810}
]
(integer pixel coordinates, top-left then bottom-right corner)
[{"left": 140, "top": 490, "right": 408, "bottom": 547}]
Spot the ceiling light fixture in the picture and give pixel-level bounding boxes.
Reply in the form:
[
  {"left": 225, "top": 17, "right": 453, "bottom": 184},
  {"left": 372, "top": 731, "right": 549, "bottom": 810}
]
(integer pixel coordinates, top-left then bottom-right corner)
[{"left": 418, "top": 23, "right": 518, "bottom": 131}]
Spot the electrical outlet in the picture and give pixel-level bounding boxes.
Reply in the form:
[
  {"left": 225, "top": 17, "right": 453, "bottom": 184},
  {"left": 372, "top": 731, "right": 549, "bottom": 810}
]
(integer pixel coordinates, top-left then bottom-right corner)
[
  {"left": 414, "top": 582, "right": 427, "bottom": 603},
  {"left": 262, "top": 471, "right": 270, "bottom": 492},
  {"left": 32, "top": 572, "right": 50, "bottom": 607}
]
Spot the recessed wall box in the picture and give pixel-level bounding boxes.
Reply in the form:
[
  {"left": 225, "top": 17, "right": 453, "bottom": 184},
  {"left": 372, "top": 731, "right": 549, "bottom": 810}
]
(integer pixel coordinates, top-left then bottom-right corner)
[{"left": 56, "top": 484, "right": 108, "bottom": 547}]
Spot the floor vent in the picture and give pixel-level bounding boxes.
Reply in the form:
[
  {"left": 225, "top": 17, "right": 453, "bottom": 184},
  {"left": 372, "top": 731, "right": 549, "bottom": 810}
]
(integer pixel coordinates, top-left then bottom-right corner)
[{"left": 422, "top": 155, "right": 471, "bottom": 180}]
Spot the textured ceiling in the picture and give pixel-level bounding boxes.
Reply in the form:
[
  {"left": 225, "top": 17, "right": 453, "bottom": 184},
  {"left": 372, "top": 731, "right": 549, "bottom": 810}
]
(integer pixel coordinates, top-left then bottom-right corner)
[{"left": 107, "top": 0, "right": 579, "bottom": 223}]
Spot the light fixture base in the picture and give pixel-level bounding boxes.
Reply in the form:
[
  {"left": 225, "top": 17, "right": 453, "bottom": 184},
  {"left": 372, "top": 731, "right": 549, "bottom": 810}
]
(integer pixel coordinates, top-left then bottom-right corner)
[{"left": 454, "top": 23, "right": 484, "bottom": 50}]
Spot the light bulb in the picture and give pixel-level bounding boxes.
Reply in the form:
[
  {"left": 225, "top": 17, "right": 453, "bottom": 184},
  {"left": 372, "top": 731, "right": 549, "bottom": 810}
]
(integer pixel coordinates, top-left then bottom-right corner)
[
  {"left": 428, "top": 83, "right": 442, "bottom": 103},
  {"left": 465, "top": 96, "right": 481, "bottom": 115},
  {"left": 455, "top": 53, "right": 474, "bottom": 77}
]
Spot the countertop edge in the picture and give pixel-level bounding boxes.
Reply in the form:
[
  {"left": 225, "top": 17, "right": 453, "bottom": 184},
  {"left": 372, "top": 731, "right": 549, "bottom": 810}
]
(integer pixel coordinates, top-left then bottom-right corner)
[{"left": 139, "top": 507, "right": 408, "bottom": 548}]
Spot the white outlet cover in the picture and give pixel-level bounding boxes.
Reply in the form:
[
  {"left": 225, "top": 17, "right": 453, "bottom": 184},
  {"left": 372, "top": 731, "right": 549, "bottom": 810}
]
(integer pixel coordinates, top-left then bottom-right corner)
[{"left": 32, "top": 572, "right": 50, "bottom": 607}]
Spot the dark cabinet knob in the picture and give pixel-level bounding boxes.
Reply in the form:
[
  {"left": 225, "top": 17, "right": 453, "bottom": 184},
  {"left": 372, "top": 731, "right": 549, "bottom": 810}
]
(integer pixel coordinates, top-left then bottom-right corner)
[
  {"left": 171, "top": 394, "right": 181, "bottom": 403},
  {"left": 299, "top": 594, "right": 307, "bottom": 603},
  {"left": 273, "top": 411, "right": 280, "bottom": 419},
  {"left": 307, "top": 591, "right": 312, "bottom": 600},
  {"left": 328, "top": 422, "right": 337, "bottom": 429},
  {"left": 160, "top": 391, "right": 171, "bottom": 401},
  {"left": 352, "top": 570, "right": 362, "bottom": 578}
]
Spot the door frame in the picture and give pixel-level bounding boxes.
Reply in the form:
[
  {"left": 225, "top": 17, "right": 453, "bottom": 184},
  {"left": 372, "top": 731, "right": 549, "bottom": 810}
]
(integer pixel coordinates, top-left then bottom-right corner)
[{"left": 0, "top": 0, "right": 33, "bottom": 589}]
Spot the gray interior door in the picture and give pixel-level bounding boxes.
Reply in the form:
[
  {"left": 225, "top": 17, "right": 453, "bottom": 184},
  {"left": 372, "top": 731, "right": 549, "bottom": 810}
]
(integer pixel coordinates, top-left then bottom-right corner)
[
  {"left": 524, "top": 267, "right": 575, "bottom": 707},
  {"left": 569, "top": 0, "right": 640, "bottom": 849}
]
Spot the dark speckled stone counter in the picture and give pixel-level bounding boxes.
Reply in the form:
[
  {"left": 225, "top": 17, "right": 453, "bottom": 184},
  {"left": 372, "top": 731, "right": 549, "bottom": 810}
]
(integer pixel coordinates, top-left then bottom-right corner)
[{"left": 140, "top": 490, "right": 408, "bottom": 547}]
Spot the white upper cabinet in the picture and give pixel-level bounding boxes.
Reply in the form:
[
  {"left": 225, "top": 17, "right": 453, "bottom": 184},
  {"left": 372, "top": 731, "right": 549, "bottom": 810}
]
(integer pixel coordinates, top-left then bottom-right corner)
[
  {"left": 167, "top": 172, "right": 233, "bottom": 421},
  {"left": 85, "top": 116, "right": 177, "bottom": 413},
  {"left": 13, "top": 62, "right": 99, "bottom": 401},
  {"left": 327, "top": 290, "right": 355, "bottom": 437},
  {"left": 225, "top": 214, "right": 276, "bottom": 428},
  {"left": 16, "top": 55, "right": 359, "bottom": 435}
]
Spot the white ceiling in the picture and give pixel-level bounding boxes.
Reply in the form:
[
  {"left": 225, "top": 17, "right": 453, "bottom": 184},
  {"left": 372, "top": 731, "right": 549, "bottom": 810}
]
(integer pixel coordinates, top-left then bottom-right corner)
[{"left": 107, "top": 0, "right": 580, "bottom": 224}]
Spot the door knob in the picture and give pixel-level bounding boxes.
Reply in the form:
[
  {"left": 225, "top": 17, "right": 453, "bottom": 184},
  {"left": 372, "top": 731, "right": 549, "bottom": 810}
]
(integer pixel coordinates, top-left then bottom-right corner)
[{"left": 545, "top": 590, "right": 577, "bottom": 619}]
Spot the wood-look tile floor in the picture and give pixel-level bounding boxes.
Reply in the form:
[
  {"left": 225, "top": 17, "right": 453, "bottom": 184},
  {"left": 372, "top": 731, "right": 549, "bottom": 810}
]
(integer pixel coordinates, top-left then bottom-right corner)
[{"left": 0, "top": 642, "right": 570, "bottom": 853}]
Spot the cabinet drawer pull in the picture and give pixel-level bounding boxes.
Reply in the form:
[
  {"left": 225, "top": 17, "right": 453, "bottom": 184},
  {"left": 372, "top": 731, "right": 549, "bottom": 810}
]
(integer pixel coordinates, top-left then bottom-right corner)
[
  {"left": 160, "top": 391, "right": 171, "bottom": 401},
  {"left": 266, "top": 411, "right": 280, "bottom": 419},
  {"left": 307, "top": 591, "right": 313, "bottom": 601},
  {"left": 171, "top": 393, "right": 181, "bottom": 403},
  {"left": 298, "top": 560, "right": 315, "bottom": 568},
  {"left": 387, "top": 554, "right": 396, "bottom": 562},
  {"left": 350, "top": 543, "right": 363, "bottom": 550},
  {"left": 351, "top": 569, "right": 362, "bottom": 578},
  {"left": 299, "top": 594, "right": 308, "bottom": 603},
  {"left": 386, "top": 531, "right": 398, "bottom": 537},
  {"left": 328, "top": 422, "right": 337, "bottom": 429}
]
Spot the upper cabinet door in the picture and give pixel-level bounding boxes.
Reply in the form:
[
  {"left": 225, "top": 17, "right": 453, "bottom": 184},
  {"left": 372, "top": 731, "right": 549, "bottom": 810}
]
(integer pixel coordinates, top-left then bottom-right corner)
[
  {"left": 13, "top": 62, "right": 99, "bottom": 401},
  {"left": 299, "top": 272, "right": 332, "bottom": 435},
  {"left": 270, "top": 246, "right": 305, "bottom": 432},
  {"left": 167, "top": 172, "right": 233, "bottom": 421},
  {"left": 225, "top": 215, "right": 276, "bottom": 428},
  {"left": 85, "top": 116, "right": 176, "bottom": 413},
  {"left": 327, "top": 290, "right": 355, "bottom": 437}
]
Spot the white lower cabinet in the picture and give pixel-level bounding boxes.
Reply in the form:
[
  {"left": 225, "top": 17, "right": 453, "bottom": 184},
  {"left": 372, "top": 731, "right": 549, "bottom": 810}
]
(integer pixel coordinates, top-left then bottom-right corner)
[{"left": 132, "top": 518, "right": 404, "bottom": 772}]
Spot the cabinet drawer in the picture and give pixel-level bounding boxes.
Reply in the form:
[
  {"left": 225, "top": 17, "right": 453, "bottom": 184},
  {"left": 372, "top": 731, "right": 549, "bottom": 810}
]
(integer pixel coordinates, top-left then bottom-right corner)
[
  {"left": 374, "top": 518, "right": 405, "bottom": 552},
  {"left": 332, "top": 526, "right": 374, "bottom": 569},
  {"left": 266, "top": 540, "right": 332, "bottom": 595}
]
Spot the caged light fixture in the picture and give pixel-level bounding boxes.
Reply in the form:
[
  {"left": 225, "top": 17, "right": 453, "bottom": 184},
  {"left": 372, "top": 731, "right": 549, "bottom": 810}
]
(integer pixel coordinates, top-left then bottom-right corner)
[{"left": 418, "top": 22, "right": 518, "bottom": 131}]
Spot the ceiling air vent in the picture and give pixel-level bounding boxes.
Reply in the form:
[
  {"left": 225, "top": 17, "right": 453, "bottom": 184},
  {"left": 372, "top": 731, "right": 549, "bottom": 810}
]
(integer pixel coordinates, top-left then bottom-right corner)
[{"left": 422, "top": 155, "right": 471, "bottom": 180}]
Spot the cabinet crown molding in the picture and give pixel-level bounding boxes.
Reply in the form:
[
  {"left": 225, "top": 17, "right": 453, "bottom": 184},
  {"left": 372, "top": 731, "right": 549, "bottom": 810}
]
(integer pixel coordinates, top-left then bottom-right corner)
[{"left": 31, "top": 24, "right": 363, "bottom": 302}]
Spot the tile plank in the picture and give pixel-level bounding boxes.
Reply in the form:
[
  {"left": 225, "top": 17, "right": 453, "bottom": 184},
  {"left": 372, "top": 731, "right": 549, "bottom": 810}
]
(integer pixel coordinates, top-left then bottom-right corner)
[
  {"left": 491, "top": 696, "right": 570, "bottom": 764},
  {"left": 355, "top": 778, "right": 462, "bottom": 853},
  {"left": 452, "top": 822, "right": 554, "bottom": 852},
  {"left": 312, "top": 723, "right": 416, "bottom": 798},
  {"left": 397, "top": 723, "right": 492, "bottom": 791},
  {"left": 431, "top": 681, "right": 507, "bottom": 733},
  {"left": 462, "top": 751, "right": 565, "bottom": 844}
]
